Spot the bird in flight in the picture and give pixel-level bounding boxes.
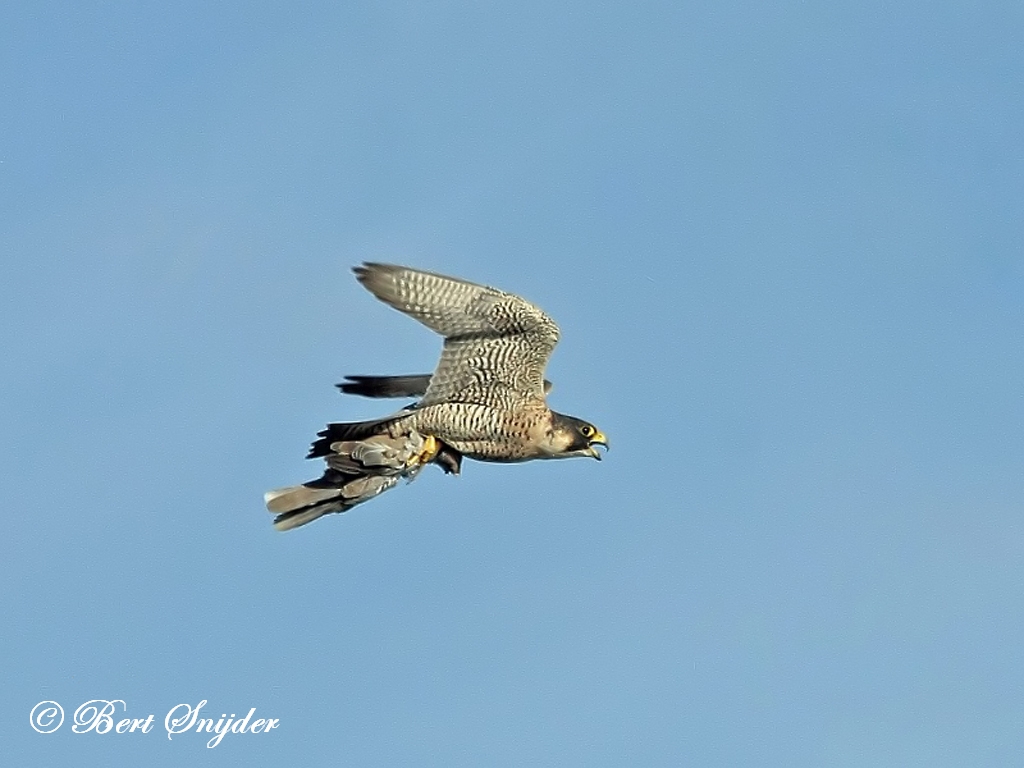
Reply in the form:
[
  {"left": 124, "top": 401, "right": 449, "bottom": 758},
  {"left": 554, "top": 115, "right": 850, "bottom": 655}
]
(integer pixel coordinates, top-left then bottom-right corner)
[{"left": 265, "top": 263, "right": 608, "bottom": 530}]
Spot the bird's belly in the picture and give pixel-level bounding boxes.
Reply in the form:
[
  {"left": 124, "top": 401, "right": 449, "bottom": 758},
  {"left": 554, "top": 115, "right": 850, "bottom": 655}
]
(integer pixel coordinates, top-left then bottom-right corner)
[
  {"left": 410, "top": 404, "right": 545, "bottom": 462},
  {"left": 447, "top": 440, "right": 538, "bottom": 463}
]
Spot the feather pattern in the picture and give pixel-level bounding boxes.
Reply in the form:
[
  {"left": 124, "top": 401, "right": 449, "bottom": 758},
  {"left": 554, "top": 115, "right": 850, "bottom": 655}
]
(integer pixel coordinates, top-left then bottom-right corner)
[{"left": 354, "top": 263, "right": 559, "bottom": 406}]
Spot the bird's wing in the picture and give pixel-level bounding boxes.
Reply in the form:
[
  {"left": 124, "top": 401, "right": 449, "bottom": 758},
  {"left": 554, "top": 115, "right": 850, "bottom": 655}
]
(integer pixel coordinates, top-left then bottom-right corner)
[
  {"left": 336, "top": 374, "right": 434, "bottom": 399},
  {"left": 337, "top": 373, "right": 553, "bottom": 399},
  {"left": 354, "top": 263, "right": 560, "bottom": 406}
]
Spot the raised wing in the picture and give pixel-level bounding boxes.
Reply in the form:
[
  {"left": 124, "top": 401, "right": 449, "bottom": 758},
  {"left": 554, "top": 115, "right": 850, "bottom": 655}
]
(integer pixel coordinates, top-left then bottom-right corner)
[{"left": 353, "top": 263, "right": 560, "bottom": 406}]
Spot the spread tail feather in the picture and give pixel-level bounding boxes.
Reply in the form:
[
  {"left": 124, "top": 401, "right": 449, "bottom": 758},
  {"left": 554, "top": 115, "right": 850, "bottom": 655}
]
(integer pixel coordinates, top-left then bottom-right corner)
[
  {"left": 264, "top": 485, "right": 346, "bottom": 531},
  {"left": 306, "top": 415, "right": 407, "bottom": 458},
  {"left": 264, "top": 474, "right": 400, "bottom": 531},
  {"left": 269, "top": 428, "right": 457, "bottom": 532},
  {"left": 265, "top": 485, "right": 343, "bottom": 514}
]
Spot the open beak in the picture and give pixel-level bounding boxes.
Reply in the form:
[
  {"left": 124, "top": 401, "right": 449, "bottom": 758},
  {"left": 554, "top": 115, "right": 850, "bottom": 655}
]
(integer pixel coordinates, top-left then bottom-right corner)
[{"left": 587, "top": 431, "right": 609, "bottom": 460}]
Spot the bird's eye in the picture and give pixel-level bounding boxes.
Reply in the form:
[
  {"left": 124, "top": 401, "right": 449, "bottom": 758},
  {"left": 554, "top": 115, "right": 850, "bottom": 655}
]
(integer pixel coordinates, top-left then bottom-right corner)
[{"left": 580, "top": 425, "right": 594, "bottom": 438}]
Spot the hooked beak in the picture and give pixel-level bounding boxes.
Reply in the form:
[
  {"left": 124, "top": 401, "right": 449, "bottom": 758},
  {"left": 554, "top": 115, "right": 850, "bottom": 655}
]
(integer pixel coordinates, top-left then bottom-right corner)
[{"left": 587, "top": 430, "right": 609, "bottom": 460}]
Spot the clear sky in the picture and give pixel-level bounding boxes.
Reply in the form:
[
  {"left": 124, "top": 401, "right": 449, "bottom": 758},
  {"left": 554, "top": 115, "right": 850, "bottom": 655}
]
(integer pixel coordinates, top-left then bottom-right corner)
[{"left": 3, "top": 2, "right": 1022, "bottom": 765}]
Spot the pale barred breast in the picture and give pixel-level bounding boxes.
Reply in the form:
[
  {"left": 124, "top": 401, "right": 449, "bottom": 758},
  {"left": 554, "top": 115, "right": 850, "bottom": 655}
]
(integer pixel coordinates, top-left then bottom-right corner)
[
  {"left": 404, "top": 402, "right": 551, "bottom": 462},
  {"left": 401, "top": 402, "right": 502, "bottom": 442}
]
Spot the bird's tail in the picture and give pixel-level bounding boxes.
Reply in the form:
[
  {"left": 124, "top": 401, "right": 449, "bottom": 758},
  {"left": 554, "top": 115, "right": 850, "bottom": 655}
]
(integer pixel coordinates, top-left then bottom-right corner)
[
  {"left": 306, "top": 414, "right": 408, "bottom": 458},
  {"left": 266, "top": 431, "right": 441, "bottom": 531},
  {"left": 264, "top": 473, "right": 400, "bottom": 531}
]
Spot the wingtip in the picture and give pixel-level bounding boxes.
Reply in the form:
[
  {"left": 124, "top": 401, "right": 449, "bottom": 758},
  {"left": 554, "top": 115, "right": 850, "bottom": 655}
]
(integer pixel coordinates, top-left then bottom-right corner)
[
  {"left": 353, "top": 262, "right": 404, "bottom": 293},
  {"left": 353, "top": 261, "right": 398, "bottom": 275}
]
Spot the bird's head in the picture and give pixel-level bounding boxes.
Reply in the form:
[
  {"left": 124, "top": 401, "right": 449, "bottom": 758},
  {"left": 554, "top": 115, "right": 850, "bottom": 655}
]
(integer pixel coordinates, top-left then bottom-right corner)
[{"left": 547, "top": 413, "right": 609, "bottom": 460}]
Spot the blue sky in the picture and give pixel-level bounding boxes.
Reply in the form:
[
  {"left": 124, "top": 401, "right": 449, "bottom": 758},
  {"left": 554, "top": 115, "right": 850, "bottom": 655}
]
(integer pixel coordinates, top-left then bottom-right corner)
[{"left": 3, "top": 1, "right": 1022, "bottom": 765}]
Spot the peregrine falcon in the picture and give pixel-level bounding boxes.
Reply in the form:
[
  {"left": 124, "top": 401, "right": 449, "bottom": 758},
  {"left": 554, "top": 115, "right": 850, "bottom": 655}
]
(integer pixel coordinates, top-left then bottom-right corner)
[{"left": 265, "top": 263, "right": 608, "bottom": 530}]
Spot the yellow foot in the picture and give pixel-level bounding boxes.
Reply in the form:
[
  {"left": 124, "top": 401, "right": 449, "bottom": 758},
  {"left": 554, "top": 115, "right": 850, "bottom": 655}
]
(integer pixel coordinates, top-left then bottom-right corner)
[{"left": 408, "top": 434, "right": 440, "bottom": 468}]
